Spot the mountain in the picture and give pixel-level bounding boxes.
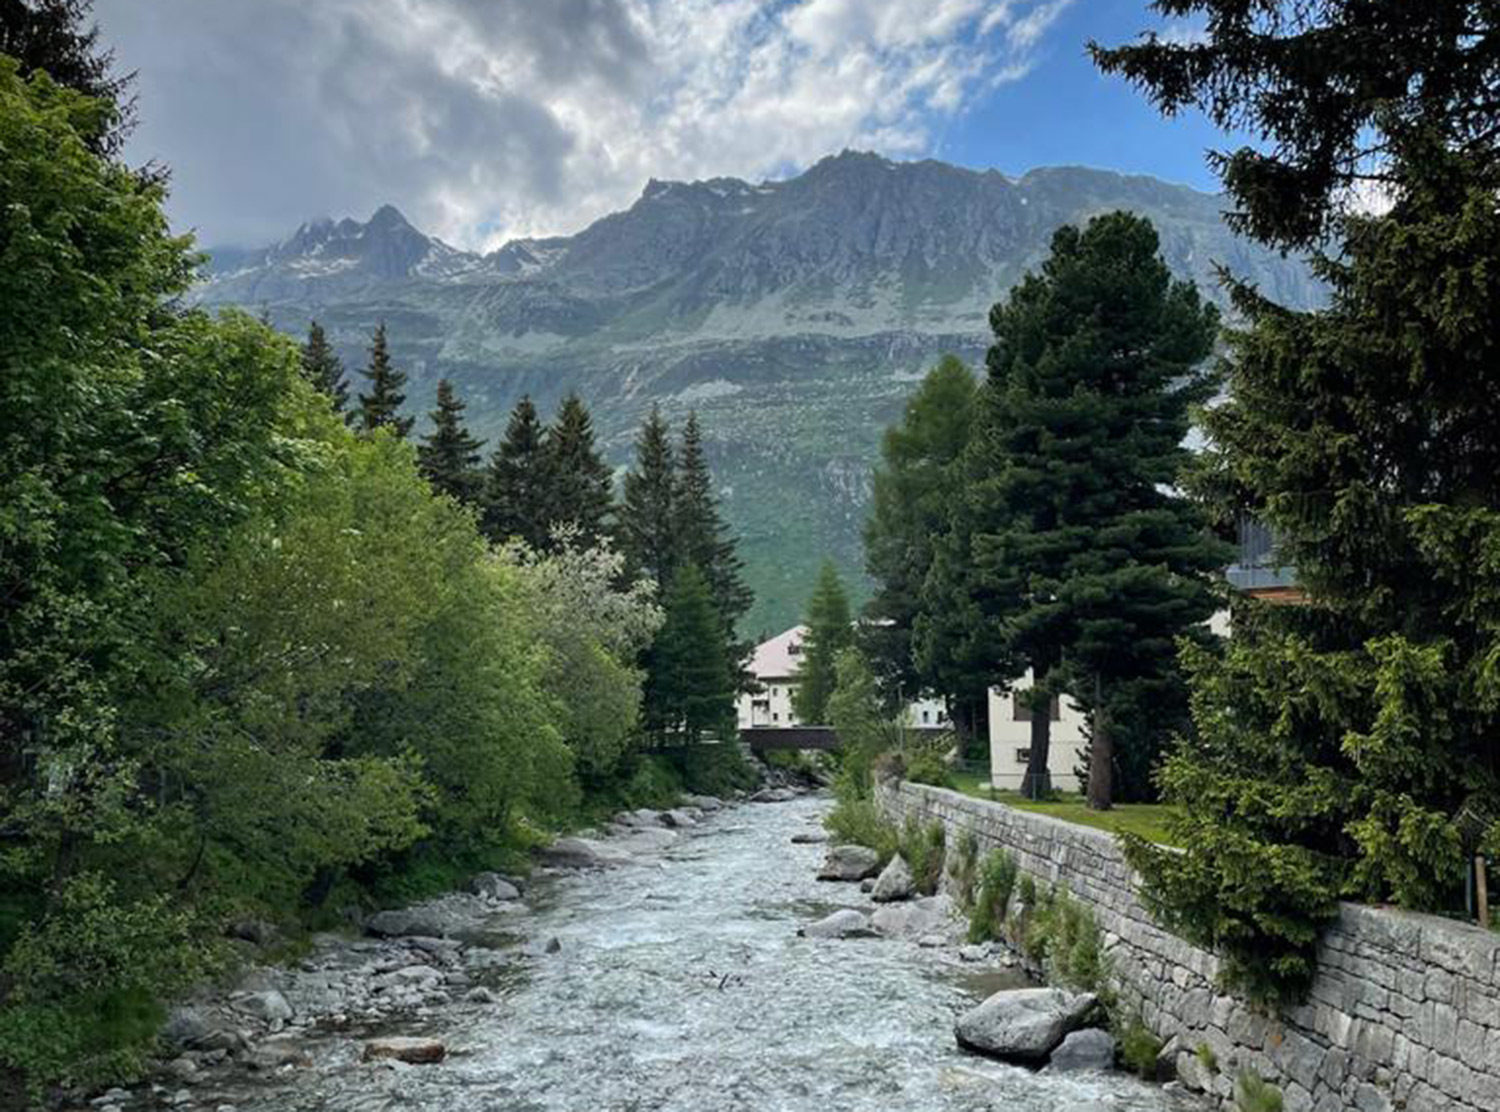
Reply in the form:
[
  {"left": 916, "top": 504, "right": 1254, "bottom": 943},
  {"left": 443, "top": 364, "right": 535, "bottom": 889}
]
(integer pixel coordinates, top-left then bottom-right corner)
[{"left": 198, "top": 151, "right": 1319, "bottom": 635}]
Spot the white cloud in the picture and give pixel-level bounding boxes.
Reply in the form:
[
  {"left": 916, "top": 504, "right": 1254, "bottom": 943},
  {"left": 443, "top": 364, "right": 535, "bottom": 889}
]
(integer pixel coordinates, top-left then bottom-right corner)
[{"left": 98, "top": 0, "right": 1075, "bottom": 250}]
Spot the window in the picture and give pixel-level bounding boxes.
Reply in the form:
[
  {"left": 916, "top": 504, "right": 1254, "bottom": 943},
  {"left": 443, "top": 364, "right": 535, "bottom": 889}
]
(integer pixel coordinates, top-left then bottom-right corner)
[
  {"left": 788, "top": 642, "right": 801, "bottom": 656},
  {"left": 921, "top": 710, "right": 931, "bottom": 724},
  {"left": 1012, "top": 693, "right": 1061, "bottom": 722},
  {"left": 1015, "top": 748, "right": 1031, "bottom": 764},
  {"left": 772, "top": 712, "right": 780, "bottom": 722}
]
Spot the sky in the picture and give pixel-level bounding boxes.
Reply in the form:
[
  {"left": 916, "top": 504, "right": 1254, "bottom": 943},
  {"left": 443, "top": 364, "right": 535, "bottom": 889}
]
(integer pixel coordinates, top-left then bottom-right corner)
[{"left": 94, "top": 0, "right": 1231, "bottom": 252}]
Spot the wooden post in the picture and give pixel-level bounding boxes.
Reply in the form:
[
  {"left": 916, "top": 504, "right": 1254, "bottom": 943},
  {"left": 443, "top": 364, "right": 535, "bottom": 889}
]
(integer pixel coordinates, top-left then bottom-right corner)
[{"left": 1477, "top": 854, "right": 1490, "bottom": 930}]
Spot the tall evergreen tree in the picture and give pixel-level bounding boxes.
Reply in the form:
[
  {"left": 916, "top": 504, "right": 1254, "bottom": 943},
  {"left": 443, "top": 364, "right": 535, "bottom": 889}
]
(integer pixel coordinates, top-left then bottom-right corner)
[
  {"left": 864, "top": 355, "right": 980, "bottom": 730},
  {"left": 417, "top": 378, "right": 484, "bottom": 504},
  {"left": 619, "top": 406, "right": 678, "bottom": 588},
  {"left": 481, "top": 395, "right": 551, "bottom": 549},
  {"left": 1, "top": 0, "right": 133, "bottom": 156},
  {"left": 642, "top": 564, "right": 737, "bottom": 744},
  {"left": 675, "top": 412, "right": 752, "bottom": 670},
  {"left": 355, "top": 322, "right": 412, "bottom": 437},
  {"left": 542, "top": 393, "right": 613, "bottom": 547},
  {"left": 962, "top": 213, "right": 1222, "bottom": 803},
  {"left": 792, "top": 560, "right": 853, "bottom": 725},
  {"left": 300, "top": 320, "right": 349, "bottom": 415},
  {"left": 1093, "top": 1, "right": 1500, "bottom": 1002}
]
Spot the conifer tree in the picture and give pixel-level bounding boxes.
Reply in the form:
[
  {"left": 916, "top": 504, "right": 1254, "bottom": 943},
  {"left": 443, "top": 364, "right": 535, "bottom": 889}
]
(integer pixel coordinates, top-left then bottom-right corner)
[
  {"left": 619, "top": 406, "right": 678, "bottom": 588},
  {"left": 300, "top": 320, "right": 349, "bottom": 415},
  {"left": 481, "top": 395, "right": 551, "bottom": 548},
  {"left": 642, "top": 564, "right": 737, "bottom": 744},
  {"left": 417, "top": 378, "right": 484, "bottom": 504},
  {"left": 792, "top": 560, "right": 853, "bottom": 725},
  {"left": 1092, "top": 1, "right": 1500, "bottom": 1002},
  {"left": 675, "top": 412, "right": 752, "bottom": 669},
  {"left": 1, "top": 0, "right": 133, "bottom": 155},
  {"left": 542, "top": 393, "right": 613, "bottom": 547},
  {"left": 864, "top": 355, "right": 980, "bottom": 726},
  {"left": 355, "top": 322, "right": 412, "bottom": 437},
  {"left": 961, "top": 212, "right": 1222, "bottom": 803}
]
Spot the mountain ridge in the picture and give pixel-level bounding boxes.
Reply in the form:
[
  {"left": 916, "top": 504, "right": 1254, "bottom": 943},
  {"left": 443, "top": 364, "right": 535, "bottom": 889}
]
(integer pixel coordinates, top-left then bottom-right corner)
[{"left": 197, "top": 152, "right": 1319, "bottom": 633}]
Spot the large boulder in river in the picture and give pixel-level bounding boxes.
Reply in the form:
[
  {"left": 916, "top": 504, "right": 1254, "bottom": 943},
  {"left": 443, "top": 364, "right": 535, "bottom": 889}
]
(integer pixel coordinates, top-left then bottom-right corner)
[
  {"left": 683, "top": 794, "right": 723, "bottom": 811},
  {"left": 659, "top": 808, "right": 698, "bottom": 828},
  {"left": 870, "top": 893, "right": 956, "bottom": 938},
  {"left": 537, "top": 836, "right": 633, "bottom": 869},
  {"left": 870, "top": 855, "right": 915, "bottom": 902},
  {"left": 470, "top": 872, "right": 521, "bottom": 901},
  {"left": 1046, "top": 1028, "right": 1117, "bottom": 1073},
  {"left": 750, "top": 787, "right": 798, "bottom": 803},
  {"left": 799, "top": 909, "right": 875, "bottom": 939},
  {"left": 955, "top": 987, "right": 1098, "bottom": 1063},
  {"left": 817, "top": 845, "right": 881, "bottom": 881},
  {"left": 363, "top": 1036, "right": 446, "bottom": 1064}
]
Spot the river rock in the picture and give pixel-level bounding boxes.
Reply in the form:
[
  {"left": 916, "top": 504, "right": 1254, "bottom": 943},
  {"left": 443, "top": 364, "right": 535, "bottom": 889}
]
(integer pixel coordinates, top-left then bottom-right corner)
[
  {"left": 870, "top": 894, "right": 955, "bottom": 938},
  {"left": 161, "top": 1006, "right": 215, "bottom": 1049},
  {"left": 817, "top": 845, "right": 881, "bottom": 881},
  {"left": 365, "top": 907, "right": 458, "bottom": 938},
  {"left": 537, "top": 836, "right": 633, "bottom": 869},
  {"left": 1047, "top": 1028, "right": 1117, "bottom": 1073},
  {"left": 660, "top": 808, "right": 698, "bottom": 828},
  {"left": 234, "top": 989, "right": 293, "bottom": 1024},
  {"left": 750, "top": 787, "right": 798, "bottom": 803},
  {"left": 871, "top": 855, "right": 915, "bottom": 902},
  {"left": 798, "top": 909, "right": 875, "bottom": 939},
  {"left": 616, "top": 827, "right": 678, "bottom": 854},
  {"left": 683, "top": 794, "right": 723, "bottom": 811},
  {"left": 619, "top": 808, "right": 667, "bottom": 828},
  {"left": 790, "top": 831, "right": 829, "bottom": 844},
  {"left": 954, "top": 987, "right": 1098, "bottom": 1063},
  {"left": 470, "top": 872, "right": 521, "bottom": 901},
  {"left": 362, "top": 1036, "right": 446, "bottom": 1064}
]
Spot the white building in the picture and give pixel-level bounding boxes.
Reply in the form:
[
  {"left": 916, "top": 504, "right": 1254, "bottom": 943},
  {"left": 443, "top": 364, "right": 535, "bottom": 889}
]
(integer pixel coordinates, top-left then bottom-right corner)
[
  {"left": 737, "top": 626, "right": 948, "bottom": 730},
  {"left": 985, "top": 671, "right": 1089, "bottom": 792}
]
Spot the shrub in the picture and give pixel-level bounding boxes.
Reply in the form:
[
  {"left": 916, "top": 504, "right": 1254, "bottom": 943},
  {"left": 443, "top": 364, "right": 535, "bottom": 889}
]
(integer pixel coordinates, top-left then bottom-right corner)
[
  {"left": 1235, "top": 1071, "right": 1284, "bottom": 1112},
  {"left": 1117, "top": 1015, "right": 1164, "bottom": 1080},
  {"left": 967, "top": 849, "right": 1019, "bottom": 942},
  {"left": 904, "top": 747, "right": 954, "bottom": 788},
  {"left": 824, "top": 799, "right": 899, "bottom": 863},
  {"left": 897, "top": 817, "right": 946, "bottom": 895},
  {"left": 948, "top": 829, "right": 980, "bottom": 908},
  {"left": 1196, "top": 1042, "right": 1220, "bottom": 1075},
  {"left": 672, "top": 743, "right": 759, "bottom": 797},
  {"left": 1046, "top": 889, "right": 1109, "bottom": 997}
]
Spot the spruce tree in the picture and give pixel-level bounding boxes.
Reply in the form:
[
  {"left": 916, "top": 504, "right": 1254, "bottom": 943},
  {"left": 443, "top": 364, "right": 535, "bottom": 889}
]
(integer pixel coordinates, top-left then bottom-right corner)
[
  {"left": 675, "top": 412, "right": 752, "bottom": 671},
  {"left": 963, "top": 213, "right": 1222, "bottom": 803},
  {"left": 642, "top": 564, "right": 737, "bottom": 744},
  {"left": 542, "top": 393, "right": 613, "bottom": 548},
  {"left": 481, "top": 396, "right": 551, "bottom": 548},
  {"left": 1093, "top": 1, "right": 1500, "bottom": 1003},
  {"left": 417, "top": 378, "right": 484, "bottom": 504},
  {"left": 1, "top": 0, "right": 133, "bottom": 156},
  {"left": 792, "top": 560, "right": 853, "bottom": 725},
  {"left": 864, "top": 355, "right": 980, "bottom": 728},
  {"left": 619, "top": 406, "right": 678, "bottom": 588},
  {"left": 300, "top": 320, "right": 349, "bottom": 415},
  {"left": 355, "top": 322, "right": 412, "bottom": 437}
]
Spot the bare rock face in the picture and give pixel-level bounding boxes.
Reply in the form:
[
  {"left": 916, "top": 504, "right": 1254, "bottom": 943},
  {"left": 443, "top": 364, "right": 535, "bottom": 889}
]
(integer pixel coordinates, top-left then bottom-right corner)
[
  {"left": 954, "top": 987, "right": 1098, "bottom": 1064},
  {"left": 362, "top": 1036, "right": 446, "bottom": 1064},
  {"left": 798, "top": 909, "right": 875, "bottom": 939},
  {"left": 816, "top": 845, "right": 881, "bottom": 881},
  {"left": 870, "top": 855, "right": 915, "bottom": 902}
]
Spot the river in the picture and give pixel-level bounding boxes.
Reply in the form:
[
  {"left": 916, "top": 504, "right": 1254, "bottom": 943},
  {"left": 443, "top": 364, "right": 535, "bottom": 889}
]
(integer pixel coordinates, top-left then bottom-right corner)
[{"left": 193, "top": 795, "right": 1198, "bottom": 1112}]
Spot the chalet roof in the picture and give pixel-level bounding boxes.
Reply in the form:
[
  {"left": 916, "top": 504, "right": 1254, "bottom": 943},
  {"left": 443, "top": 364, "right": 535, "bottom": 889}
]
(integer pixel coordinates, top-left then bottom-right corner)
[{"left": 749, "top": 626, "right": 807, "bottom": 680}]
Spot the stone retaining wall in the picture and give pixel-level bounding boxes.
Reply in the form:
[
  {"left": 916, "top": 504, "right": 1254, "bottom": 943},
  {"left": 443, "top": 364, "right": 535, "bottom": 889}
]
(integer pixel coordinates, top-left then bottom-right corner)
[{"left": 878, "top": 781, "right": 1500, "bottom": 1112}]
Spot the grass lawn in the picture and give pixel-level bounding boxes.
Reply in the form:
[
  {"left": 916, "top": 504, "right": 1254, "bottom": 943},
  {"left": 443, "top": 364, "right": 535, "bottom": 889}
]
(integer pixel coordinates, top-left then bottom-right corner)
[{"left": 946, "top": 768, "right": 1179, "bottom": 846}]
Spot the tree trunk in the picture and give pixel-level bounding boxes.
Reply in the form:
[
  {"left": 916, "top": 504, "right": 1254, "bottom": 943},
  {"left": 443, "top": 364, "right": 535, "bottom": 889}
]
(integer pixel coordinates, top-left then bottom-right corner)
[
  {"left": 1021, "top": 662, "right": 1053, "bottom": 800},
  {"left": 1087, "top": 674, "right": 1113, "bottom": 811}
]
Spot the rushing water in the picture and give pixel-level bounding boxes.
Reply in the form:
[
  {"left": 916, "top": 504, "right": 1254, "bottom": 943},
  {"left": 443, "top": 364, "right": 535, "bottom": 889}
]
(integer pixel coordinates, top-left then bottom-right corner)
[{"left": 203, "top": 796, "right": 1199, "bottom": 1112}]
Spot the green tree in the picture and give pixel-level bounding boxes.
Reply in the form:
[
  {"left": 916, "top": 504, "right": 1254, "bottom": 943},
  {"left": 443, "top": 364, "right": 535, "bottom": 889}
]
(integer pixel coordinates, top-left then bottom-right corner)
[
  {"left": 864, "top": 355, "right": 981, "bottom": 731},
  {"left": 1094, "top": 1, "right": 1500, "bottom": 1002},
  {"left": 792, "top": 561, "right": 853, "bottom": 725},
  {"left": 959, "top": 213, "right": 1221, "bottom": 802},
  {"left": 619, "top": 405, "right": 678, "bottom": 588},
  {"left": 543, "top": 393, "right": 613, "bottom": 548},
  {"left": 481, "top": 395, "right": 551, "bottom": 548},
  {"left": 642, "top": 564, "right": 737, "bottom": 744},
  {"left": 355, "top": 322, "right": 412, "bottom": 437},
  {"left": 675, "top": 412, "right": 752, "bottom": 669},
  {"left": 417, "top": 378, "right": 484, "bottom": 504},
  {"left": 300, "top": 319, "right": 349, "bottom": 415}
]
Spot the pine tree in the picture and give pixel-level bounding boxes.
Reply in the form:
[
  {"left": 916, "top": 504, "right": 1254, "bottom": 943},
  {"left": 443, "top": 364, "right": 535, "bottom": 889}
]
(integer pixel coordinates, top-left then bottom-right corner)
[
  {"left": 642, "top": 564, "right": 737, "bottom": 744},
  {"left": 619, "top": 406, "right": 678, "bottom": 588},
  {"left": 542, "top": 393, "right": 613, "bottom": 548},
  {"left": 962, "top": 212, "right": 1222, "bottom": 803},
  {"left": 1092, "top": 1, "right": 1500, "bottom": 1003},
  {"left": 355, "top": 323, "right": 412, "bottom": 437},
  {"left": 864, "top": 355, "right": 980, "bottom": 729},
  {"left": 1, "top": 0, "right": 133, "bottom": 156},
  {"left": 300, "top": 320, "right": 349, "bottom": 415},
  {"left": 417, "top": 378, "right": 484, "bottom": 504},
  {"left": 675, "top": 412, "right": 752, "bottom": 672},
  {"left": 792, "top": 560, "right": 853, "bottom": 725},
  {"left": 481, "top": 396, "right": 551, "bottom": 548}
]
